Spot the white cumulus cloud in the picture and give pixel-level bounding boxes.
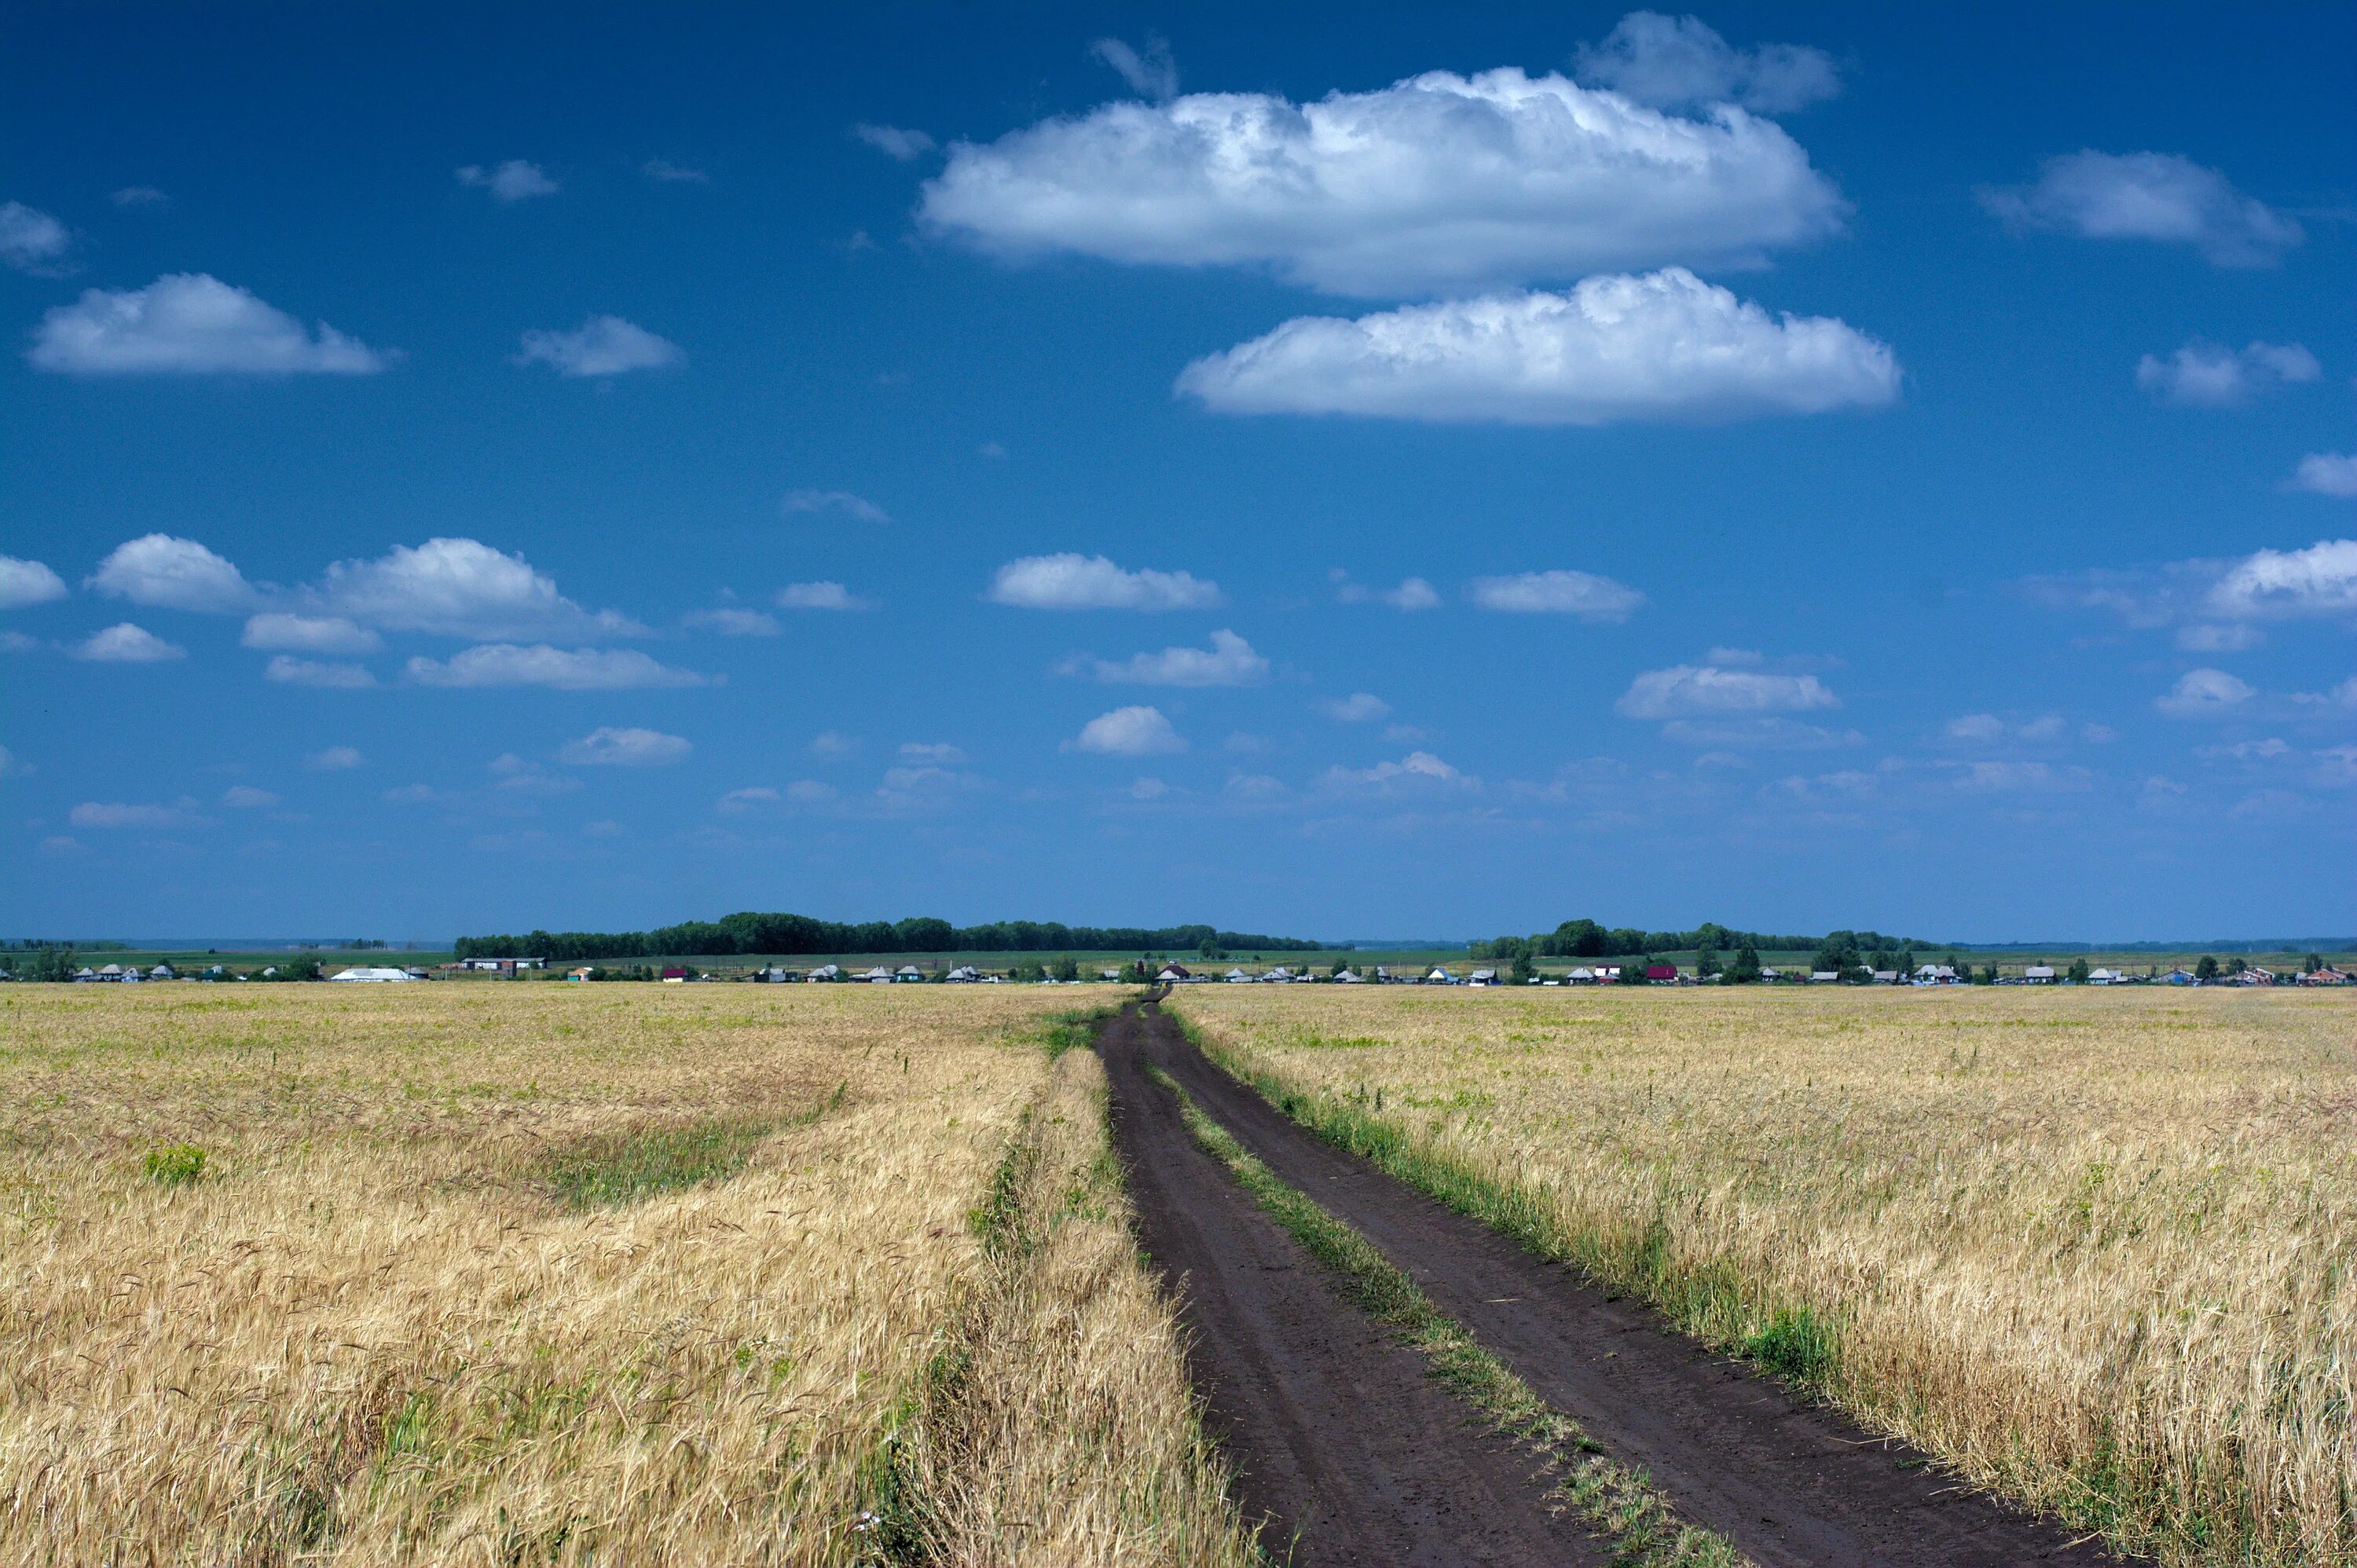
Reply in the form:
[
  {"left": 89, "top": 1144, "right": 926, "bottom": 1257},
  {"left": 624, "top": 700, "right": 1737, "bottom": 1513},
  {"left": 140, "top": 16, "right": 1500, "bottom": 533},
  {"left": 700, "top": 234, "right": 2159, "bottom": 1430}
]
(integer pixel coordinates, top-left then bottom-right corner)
[
  {"left": 1068, "top": 705, "right": 1186, "bottom": 756},
  {"left": 306, "top": 746, "right": 364, "bottom": 770},
  {"left": 1178, "top": 270, "right": 1897, "bottom": 424},
  {"left": 0, "top": 555, "right": 68, "bottom": 609},
  {"left": 1981, "top": 151, "right": 2302, "bottom": 268},
  {"left": 777, "top": 581, "right": 874, "bottom": 610},
  {"left": 222, "top": 786, "right": 280, "bottom": 808},
  {"left": 265, "top": 655, "right": 376, "bottom": 688},
  {"left": 1468, "top": 569, "right": 1646, "bottom": 620},
  {"left": 2289, "top": 456, "right": 2357, "bottom": 498},
  {"left": 988, "top": 553, "right": 1220, "bottom": 610},
  {"left": 2156, "top": 668, "right": 2256, "bottom": 718},
  {"left": 559, "top": 727, "right": 692, "bottom": 766},
  {"left": 921, "top": 67, "right": 1845, "bottom": 297},
  {"left": 0, "top": 201, "right": 71, "bottom": 272},
  {"left": 88, "top": 533, "right": 258, "bottom": 612},
  {"left": 1321, "top": 750, "right": 1475, "bottom": 795},
  {"left": 2135, "top": 340, "right": 2319, "bottom": 407},
  {"left": 1573, "top": 11, "right": 1840, "bottom": 114},
  {"left": 30, "top": 273, "right": 387, "bottom": 375},
  {"left": 1323, "top": 692, "right": 1392, "bottom": 722},
  {"left": 2205, "top": 539, "right": 2357, "bottom": 620},
  {"left": 404, "top": 644, "right": 712, "bottom": 690},
  {"left": 317, "top": 537, "right": 641, "bottom": 641},
  {"left": 1087, "top": 628, "right": 1268, "bottom": 686},
  {"left": 241, "top": 613, "right": 380, "bottom": 654},
  {"left": 457, "top": 160, "right": 558, "bottom": 201},
  {"left": 72, "top": 622, "right": 185, "bottom": 663},
  {"left": 516, "top": 316, "right": 682, "bottom": 377},
  {"left": 1617, "top": 663, "right": 1838, "bottom": 718}
]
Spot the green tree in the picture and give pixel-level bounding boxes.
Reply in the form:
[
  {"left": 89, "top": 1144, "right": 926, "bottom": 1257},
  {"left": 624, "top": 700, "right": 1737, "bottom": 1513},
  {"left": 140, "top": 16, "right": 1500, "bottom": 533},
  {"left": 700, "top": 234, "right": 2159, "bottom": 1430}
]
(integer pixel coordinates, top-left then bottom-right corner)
[
  {"left": 1726, "top": 945, "right": 1761, "bottom": 984},
  {"left": 1510, "top": 951, "right": 1534, "bottom": 984},
  {"left": 2194, "top": 955, "right": 2219, "bottom": 980},
  {"left": 1050, "top": 955, "right": 1080, "bottom": 984},
  {"left": 2304, "top": 952, "right": 2324, "bottom": 973},
  {"left": 2066, "top": 958, "right": 2091, "bottom": 984}
]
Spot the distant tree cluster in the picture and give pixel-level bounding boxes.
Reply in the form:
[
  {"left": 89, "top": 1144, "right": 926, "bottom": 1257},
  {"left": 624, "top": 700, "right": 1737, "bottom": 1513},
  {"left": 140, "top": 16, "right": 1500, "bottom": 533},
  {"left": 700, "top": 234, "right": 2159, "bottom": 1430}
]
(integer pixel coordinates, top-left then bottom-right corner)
[
  {"left": 1469, "top": 921, "right": 1938, "bottom": 965},
  {"left": 455, "top": 914, "right": 1330, "bottom": 962}
]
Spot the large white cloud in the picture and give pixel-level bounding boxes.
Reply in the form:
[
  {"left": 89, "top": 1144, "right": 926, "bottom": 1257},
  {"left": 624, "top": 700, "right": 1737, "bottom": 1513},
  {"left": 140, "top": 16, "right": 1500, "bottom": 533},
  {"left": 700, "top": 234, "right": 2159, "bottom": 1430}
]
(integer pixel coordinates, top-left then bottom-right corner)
[
  {"left": 921, "top": 67, "right": 1846, "bottom": 296},
  {"left": 515, "top": 316, "right": 683, "bottom": 377},
  {"left": 1067, "top": 705, "right": 1186, "bottom": 755},
  {"left": 2135, "top": 340, "right": 2318, "bottom": 407},
  {"left": 1468, "top": 569, "right": 1646, "bottom": 620},
  {"left": 1085, "top": 628, "right": 1267, "bottom": 686},
  {"left": 988, "top": 553, "right": 1220, "bottom": 610},
  {"left": 1617, "top": 662, "right": 1838, "bottom": 718},
  {"left": 87, "top": 534, "right": 259, "bottom": 612},
  {"left": 1572, "top": 12, "right": 1840, "bottom": 114},
  {"left": 0, "top": 202, "right": 70, "bottom": 272},
  {"left": 317, "top": 537, "right": 643, "bottom": 640},
  {"left": 1981, "top": 152, "right": 2302, "bottom": 268},
  {"left": 71, "top": 622, "right": 185, "bottom": 663},
  {"left": 1320, "top": 750, "right": 1475, "bottom": 796},
  {"left": 0, "top": 555, "right": 68, "bottom": 610},
  {"left": 559, "top": 727, "right": 692, "bottom": 766},
  {"left": 2205, "top": 539, "right": 2357, "bottom": 620},
  {"left": 1177, "top": 270, "right": 1898, "bottom": 424},
  {"left": 241, "top": 613, "right": 380, "bottom": 654},
  {"left": 29, "top": 273, "right": 387, "bottom": 375},
  {"left": 403, "top": 645, "right": 712, "bottom": 690}
]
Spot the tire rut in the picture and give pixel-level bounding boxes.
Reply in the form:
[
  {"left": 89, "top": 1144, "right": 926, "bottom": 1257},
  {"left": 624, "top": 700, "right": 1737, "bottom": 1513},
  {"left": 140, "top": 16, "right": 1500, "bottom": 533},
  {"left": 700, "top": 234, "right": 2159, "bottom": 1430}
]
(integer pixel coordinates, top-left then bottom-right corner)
[
  {"left": 1098, "top": 1003, "right": 1607, "bottom": 1566},
  {"left": 1131, "top": 998, "right": 2135, "bottom": 1568}
]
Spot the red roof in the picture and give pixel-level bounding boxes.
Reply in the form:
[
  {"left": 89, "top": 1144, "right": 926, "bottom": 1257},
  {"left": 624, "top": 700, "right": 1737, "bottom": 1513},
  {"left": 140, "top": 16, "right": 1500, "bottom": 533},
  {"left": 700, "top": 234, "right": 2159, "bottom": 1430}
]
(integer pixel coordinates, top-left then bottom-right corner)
[
  {"left": 1644, "top": 965, "right": 1677, "bottom": 981},
  {"left": 660, "top": 966, "right": 688, "bottom": 979}
]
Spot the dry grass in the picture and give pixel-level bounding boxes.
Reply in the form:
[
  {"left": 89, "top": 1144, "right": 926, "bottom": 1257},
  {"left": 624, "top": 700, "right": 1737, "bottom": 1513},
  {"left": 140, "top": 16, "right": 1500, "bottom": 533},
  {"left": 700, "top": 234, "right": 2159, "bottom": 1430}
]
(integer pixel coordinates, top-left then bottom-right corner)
[
  {"left": 1168, "top": 984, "right": 2357, "bottom": 1567},
  {"left": 0, "top": 982, "right": 1252, "bottom": 1567}
]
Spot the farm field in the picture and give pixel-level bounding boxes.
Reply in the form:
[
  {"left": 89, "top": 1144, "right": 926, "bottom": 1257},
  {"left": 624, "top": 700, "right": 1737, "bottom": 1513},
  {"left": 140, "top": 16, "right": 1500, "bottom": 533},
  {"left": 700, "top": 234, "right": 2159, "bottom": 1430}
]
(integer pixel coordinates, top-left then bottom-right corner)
[
  {"left": 0, "top": 983, "right": 1252, "bottom": 1566},
  {"left": 1166, "top": 984, "right": 2357, "bottom": 1568}
]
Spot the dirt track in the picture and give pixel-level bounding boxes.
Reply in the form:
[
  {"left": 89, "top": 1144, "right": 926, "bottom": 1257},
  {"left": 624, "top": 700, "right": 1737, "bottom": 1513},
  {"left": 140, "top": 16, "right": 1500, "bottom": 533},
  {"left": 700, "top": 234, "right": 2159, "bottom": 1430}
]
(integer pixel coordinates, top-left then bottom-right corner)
[
  {"left": 1098, "top": 1003, "right": 1604, "bottom": 1565},
  {"left": 1102, "top": 999, "right": 2131, "bottom": 1568}
]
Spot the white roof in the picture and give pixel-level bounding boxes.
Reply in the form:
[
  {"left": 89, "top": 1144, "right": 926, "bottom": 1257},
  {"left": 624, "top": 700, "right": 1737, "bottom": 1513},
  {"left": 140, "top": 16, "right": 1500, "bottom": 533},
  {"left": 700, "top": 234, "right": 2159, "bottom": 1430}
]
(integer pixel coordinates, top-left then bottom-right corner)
[{"left": 331, "top": 965, "right": 416, "bottom": 982}]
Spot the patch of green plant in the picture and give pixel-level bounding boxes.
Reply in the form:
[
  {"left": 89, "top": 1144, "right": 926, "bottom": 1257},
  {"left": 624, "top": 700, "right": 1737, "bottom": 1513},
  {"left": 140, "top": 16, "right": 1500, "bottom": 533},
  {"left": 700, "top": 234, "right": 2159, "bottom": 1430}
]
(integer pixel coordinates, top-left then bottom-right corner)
[
  {"left": 1041, "top": 1007, "right": 1116, "bottom": 1061},
  {"left": 1149, "top": 1065, "right": 1743, "bottom": 1568},
  {"left": 542, "top": 1083, "right": 842, "bottom": 1209},
  {"left": 144, "top": 1143, "right": 207, "bottom": 1185}
]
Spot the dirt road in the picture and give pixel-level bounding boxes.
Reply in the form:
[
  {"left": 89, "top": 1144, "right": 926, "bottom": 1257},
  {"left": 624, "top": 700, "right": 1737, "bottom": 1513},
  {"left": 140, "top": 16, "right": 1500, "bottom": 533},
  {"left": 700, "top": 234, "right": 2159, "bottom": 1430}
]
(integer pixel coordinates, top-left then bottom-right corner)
[
  {"left": 1097, "top": 1003, "right": 1605, "bottom": 1566},
  {"left": 1102, "top": 999, "right": 2129, "bottom": 1568}
]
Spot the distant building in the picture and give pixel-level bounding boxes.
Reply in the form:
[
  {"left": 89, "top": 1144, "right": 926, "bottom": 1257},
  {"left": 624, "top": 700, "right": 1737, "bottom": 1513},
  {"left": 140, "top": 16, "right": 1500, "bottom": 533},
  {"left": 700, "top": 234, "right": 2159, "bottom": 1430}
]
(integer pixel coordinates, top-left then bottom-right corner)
[
  {"left": 660, "top": 966, "right": 689, "bottom": 983},
  {"left": 2023, "top": 966, "right": 2056, "bottom": 984},
  {"left": 945, "top": 965, "right": 980, "bottom": 983},
  {"left": 808, "top": 964, "right": 843, "bottom": 981},
  {"left": 896, "top": 965, "right": 925, "bottom": 982},
  {"left": 1646, "top": 965, "right": 1679, "bottom": 983},
  {"left": 330, "top": 965, "right": 417, "bottom": 982}
]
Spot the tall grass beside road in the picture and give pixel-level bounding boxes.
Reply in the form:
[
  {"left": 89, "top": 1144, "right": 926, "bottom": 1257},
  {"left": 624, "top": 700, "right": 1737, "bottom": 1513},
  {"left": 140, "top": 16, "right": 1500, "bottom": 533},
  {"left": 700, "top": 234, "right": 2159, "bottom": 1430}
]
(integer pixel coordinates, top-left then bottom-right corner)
[
  {"left": 1168, "top": 984, "right": 2357, "bottom": 1568},
  {"left": 0, "top": 983, "right": 1244, "bottom": 1566}
]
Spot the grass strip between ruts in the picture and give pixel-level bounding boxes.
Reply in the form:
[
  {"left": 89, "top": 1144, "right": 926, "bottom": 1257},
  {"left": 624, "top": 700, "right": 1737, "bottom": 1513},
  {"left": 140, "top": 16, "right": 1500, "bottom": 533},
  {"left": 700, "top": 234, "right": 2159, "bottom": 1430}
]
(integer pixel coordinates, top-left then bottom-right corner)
[{"left": 1146, "top": 1062, "right": 1750, "bottom": 1568}]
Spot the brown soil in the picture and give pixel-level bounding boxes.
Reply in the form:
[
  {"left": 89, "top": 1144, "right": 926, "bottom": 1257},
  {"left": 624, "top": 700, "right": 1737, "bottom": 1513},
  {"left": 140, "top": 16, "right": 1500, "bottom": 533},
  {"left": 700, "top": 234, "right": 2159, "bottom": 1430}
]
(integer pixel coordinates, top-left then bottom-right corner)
[
  {"left": 1098, "top": 1003, "right": 1607, "bottom": 1566},
  {"left": 1105, "top": 999, "right": 2134, "bottom": 1568}
]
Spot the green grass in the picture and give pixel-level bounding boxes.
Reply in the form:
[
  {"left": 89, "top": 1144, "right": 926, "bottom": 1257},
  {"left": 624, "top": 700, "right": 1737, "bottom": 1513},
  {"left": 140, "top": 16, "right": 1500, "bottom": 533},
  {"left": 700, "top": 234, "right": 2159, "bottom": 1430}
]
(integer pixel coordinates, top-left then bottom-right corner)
[
  {"left": 143, "top": 1143, "right": 207, "bottom": 1185},
  {"left": 1148, "top": 1063, "right": 1744, "bottom": 1568},
  {"left": 540, "top": 1082, "right": 844, "bottom": 1208}
]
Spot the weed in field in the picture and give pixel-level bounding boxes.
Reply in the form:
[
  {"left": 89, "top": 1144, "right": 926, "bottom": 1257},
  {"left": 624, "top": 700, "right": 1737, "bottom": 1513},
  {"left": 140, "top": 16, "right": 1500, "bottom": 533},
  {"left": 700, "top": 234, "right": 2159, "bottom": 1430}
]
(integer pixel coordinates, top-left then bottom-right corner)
[{"left": 142, "top": 1143, "right": 206, "bottom": 1185}]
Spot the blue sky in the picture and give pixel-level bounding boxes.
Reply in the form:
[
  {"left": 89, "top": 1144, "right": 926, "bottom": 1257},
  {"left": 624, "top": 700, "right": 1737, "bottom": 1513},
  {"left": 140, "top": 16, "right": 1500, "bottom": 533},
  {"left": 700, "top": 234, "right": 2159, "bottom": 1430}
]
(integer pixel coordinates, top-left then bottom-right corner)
[{"left": 2, "top": 2, "right": 2352, "bottom": 943}]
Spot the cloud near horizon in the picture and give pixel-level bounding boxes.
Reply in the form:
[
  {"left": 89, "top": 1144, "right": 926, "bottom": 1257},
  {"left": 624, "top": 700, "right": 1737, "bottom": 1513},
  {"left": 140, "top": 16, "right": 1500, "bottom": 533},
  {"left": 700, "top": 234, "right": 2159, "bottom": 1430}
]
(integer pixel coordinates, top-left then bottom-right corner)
[
  {"left": 1082, "top": 628, "right": 1269, "bottom": 687},
  {"left": 515, "top": 316, "right": 682, "bottom": 377},
  {"left": 2135, "top": 340, "right": 2318, "bottom": 407},
  {"left": 1618, "top": 662, "right": 1839, "bottom": 719},
  {"left": 922, "top": 66, "right": 1845, "bottom": 296},
  {"left": 1067, "top": 705, "right": 1186, "bottom": 755},
  {"left": 1178, "top": 271, "right": 1898, "bottom": 424},
  {"left": 560, "top": 726, "right": 693, "bottom": 766},
  {"left": 1468, "top": 569, "right": 1647, "bottom": 620}
]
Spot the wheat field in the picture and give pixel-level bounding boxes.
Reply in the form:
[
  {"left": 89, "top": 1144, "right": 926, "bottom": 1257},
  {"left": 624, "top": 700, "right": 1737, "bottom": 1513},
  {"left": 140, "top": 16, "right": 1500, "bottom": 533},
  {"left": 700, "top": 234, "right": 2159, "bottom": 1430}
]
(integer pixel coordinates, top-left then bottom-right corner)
[
  {"left": 0, "top": 982, "right": 1254, "bottom": 1567},
  {"left": 1168, "top": 984, "right": 2357, "bottom": 1567}
]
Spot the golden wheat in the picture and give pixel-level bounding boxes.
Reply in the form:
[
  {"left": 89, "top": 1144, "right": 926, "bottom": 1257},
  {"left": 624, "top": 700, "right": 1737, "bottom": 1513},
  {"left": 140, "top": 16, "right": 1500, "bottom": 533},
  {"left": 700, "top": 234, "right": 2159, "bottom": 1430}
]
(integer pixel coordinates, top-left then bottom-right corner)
[
  {"left": 1168, "top": 984, "right": 2357, "bottom": 1567},
  {"left": 0, "top": 982, "right": 1249, "bottom": 1567}
]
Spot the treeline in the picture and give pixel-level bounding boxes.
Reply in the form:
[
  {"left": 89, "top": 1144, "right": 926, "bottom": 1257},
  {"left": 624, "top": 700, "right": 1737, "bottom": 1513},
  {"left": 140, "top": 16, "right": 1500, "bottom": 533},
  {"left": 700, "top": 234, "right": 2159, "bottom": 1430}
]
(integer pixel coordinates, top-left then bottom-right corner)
[
  {"left": 455, "top": 912, "right": 1329, "bottom": 962},
  {"left": 1472, "top": 920, "right": 1939, "bottom": 962}
]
